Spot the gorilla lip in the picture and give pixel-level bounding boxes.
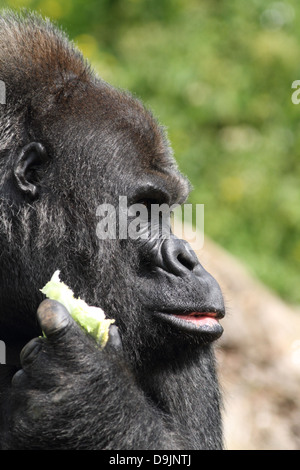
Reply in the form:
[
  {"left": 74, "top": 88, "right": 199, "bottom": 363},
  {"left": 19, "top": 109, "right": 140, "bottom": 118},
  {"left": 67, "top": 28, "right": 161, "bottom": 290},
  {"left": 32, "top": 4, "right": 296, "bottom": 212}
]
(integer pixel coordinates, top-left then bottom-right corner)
[
  {"left": 172, "top": 312, "right": 220, "bottom": 327},
  {"left": 155, "top": 310, "right": 224, "bottom": 338}
]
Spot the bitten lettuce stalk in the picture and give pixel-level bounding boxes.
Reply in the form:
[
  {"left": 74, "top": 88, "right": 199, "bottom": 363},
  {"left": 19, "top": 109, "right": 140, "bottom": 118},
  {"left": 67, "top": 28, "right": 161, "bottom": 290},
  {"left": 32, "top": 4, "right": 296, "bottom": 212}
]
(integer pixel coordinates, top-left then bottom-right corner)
[{"left": 41, "top": 271, "right": 114, "bottom": 348}]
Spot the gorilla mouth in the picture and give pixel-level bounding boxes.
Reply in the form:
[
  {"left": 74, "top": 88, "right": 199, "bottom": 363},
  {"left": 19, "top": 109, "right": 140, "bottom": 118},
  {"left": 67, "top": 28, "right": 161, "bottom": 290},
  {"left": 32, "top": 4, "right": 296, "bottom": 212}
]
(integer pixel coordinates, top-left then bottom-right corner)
[
  {"left": 174, "top": 312, "right": 220, "bottom": 326},
  {"left": 154, "top": 310, "right": 224, "bottom": 340}
]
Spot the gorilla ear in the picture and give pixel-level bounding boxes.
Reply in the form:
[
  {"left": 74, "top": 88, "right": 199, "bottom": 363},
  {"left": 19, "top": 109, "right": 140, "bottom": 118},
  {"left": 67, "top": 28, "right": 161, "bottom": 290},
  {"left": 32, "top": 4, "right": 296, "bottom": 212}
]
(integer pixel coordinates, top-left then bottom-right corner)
[{"left": 13, "top": 142, "right": 48, "bottom": 200}]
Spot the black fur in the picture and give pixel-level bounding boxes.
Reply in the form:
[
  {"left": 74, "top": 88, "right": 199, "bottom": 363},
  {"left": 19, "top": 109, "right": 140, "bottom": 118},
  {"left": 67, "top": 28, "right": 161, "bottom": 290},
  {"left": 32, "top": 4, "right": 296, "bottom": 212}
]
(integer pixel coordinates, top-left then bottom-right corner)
[{"left": 0, "top": 10, "right": 225, "bottom": 450}]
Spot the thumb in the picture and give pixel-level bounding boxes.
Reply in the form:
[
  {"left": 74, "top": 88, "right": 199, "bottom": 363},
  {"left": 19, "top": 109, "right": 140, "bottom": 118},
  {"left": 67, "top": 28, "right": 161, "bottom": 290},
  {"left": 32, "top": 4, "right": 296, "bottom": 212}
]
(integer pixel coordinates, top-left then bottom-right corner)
[{"left": 37, "top": 299, "right": 74, "bottom": 339}]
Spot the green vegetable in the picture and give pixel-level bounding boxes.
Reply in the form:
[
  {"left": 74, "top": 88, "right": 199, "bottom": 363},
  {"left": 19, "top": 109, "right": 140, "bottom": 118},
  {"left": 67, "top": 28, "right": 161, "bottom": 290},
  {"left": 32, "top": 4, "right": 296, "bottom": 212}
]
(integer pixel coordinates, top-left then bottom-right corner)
[{"left": 41, "top": 270, "right": 114, "bottom": 348}]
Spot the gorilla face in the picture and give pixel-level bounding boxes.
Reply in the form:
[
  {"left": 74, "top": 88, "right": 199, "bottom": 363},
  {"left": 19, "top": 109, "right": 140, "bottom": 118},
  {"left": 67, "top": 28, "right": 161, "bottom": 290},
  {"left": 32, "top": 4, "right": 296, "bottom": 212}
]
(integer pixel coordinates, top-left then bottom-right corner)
[{"left": 35, "top": 89, "right": 225, "bottom": 362}]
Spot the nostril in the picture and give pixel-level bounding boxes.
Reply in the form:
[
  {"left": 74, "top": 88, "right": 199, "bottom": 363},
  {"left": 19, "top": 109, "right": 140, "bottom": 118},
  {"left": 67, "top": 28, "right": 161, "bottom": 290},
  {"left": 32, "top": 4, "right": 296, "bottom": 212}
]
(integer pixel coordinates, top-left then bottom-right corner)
[
  {"left": 177, "top": 252, "right": 197, "bottom": 272},
  {"left": 159, "top": 237, "right": 201, "bottom": 277}
]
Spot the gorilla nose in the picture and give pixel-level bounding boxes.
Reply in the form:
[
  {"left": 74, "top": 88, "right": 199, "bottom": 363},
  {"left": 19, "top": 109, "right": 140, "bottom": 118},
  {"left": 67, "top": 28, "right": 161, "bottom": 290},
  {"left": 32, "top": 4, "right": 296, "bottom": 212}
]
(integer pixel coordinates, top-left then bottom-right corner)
[
  {"left": 159, "top": 237, "right": 202, "bottom": 277},
  {"left": 151, "top": 236, "right": 225, "bottom": 317}
]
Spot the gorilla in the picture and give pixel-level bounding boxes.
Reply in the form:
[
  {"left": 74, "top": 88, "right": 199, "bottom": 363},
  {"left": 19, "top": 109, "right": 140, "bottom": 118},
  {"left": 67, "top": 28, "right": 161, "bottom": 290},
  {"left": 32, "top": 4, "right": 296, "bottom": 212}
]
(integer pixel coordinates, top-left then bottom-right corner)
[{"left": 0, "top": 11, "right": 225, "bottom": 450}]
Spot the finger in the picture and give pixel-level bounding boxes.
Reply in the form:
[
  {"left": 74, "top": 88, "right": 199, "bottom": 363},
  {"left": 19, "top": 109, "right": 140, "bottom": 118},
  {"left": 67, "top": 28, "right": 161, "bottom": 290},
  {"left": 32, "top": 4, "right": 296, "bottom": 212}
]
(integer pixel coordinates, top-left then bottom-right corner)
[
  {"left": 11, "top": 369, "right": 28, "bottom": 388},
  {"left": 37, "top": 299, "right": 90, "bottom": 355},
  {"left": 20, "top": 337, "right": 43, "bottom": 367},
  {"left": 37, "top": 299, "right": 73, "bottom": 339},
  {"left": 107, "top": 324, "right": 123, "bottom": 352}
]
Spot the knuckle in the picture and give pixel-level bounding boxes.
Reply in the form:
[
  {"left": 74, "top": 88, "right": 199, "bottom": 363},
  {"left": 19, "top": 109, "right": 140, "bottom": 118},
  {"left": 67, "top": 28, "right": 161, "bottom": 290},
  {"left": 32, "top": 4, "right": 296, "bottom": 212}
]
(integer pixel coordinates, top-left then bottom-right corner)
[
  {"left": 37, "top": 299, "right": 72, "bottom": 337},
  {"left": 20, "top": 338, "right": 43, "bottom": 366},
  {"left": 11, "top": 369, "right": 27, "bottom": 388}
]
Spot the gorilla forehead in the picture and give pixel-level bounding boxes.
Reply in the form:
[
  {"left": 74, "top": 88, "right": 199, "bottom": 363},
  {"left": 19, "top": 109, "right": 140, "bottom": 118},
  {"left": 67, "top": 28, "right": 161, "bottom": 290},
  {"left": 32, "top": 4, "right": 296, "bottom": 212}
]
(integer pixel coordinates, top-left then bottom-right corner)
[{"left": 41, "top": 82, "right": 190, "bottom": 206}]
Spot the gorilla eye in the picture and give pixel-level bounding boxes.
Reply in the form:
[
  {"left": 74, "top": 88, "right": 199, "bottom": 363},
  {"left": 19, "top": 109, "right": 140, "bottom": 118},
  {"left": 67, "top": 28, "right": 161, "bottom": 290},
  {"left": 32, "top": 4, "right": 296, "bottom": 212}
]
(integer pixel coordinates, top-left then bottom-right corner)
[
  {"left": 136, "top": 199, "right": 160, "bottom": 211},
  {"left": 131, "top": 184, "right": 170, "bottom": 211}
]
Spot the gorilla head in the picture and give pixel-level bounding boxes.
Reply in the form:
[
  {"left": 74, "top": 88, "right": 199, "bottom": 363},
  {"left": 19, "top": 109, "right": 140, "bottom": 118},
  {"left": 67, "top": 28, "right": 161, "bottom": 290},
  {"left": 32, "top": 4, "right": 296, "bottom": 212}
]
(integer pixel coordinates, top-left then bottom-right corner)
[{"left": 0, "top": 11, "right": 225, "bottom": 450}]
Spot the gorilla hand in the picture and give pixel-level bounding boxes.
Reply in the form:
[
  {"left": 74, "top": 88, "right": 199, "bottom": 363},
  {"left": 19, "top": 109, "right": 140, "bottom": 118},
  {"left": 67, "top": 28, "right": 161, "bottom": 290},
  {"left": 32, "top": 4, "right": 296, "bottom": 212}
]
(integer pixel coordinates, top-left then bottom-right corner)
[{"left": 4, "top": 300, "right": 125, "bottom": 450}]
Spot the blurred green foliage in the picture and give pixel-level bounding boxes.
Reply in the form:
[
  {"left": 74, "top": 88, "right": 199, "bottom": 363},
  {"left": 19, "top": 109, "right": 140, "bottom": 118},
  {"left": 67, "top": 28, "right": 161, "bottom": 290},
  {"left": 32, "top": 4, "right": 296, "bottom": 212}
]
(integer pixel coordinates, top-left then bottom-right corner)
[{"left": 1, "top": 0, "right": 300, "bottom": 304}]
